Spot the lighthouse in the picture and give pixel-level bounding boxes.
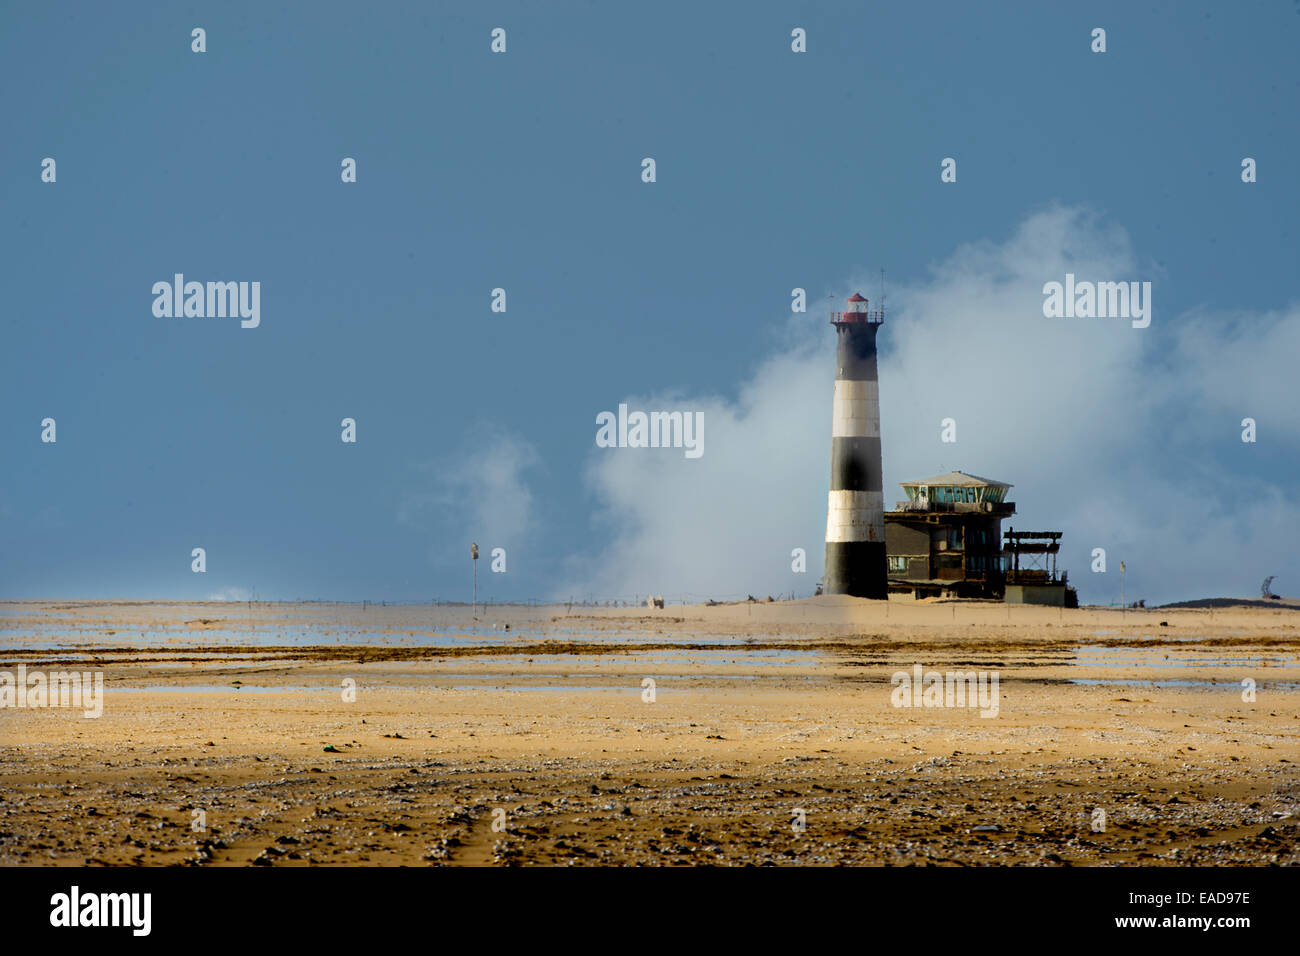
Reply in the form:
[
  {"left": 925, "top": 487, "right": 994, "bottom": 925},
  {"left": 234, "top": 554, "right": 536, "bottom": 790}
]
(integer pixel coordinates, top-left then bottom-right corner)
[{"left": 824, "top": 293, "right": 888, "bottom": 598}]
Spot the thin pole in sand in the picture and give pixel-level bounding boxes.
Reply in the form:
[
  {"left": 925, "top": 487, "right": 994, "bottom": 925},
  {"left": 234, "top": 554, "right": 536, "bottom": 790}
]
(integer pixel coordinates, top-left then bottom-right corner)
[
  {"left": 471, "top": 542, "right": 479, "bottom": 619},
  {"left": 1120, "top": 560, "right": 1126, "bottom": 619}
]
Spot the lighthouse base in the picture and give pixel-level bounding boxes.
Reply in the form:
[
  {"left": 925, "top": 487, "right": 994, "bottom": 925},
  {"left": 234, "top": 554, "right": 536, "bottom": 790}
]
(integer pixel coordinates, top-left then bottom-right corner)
[{"left": 824, "top": 541, "right": 889, "bottom": 599}]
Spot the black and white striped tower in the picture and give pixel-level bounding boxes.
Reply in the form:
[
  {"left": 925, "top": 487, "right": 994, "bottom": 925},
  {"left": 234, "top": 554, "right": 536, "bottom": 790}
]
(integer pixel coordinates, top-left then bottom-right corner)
[{"left": 824, "top": 293, "right": 888, "bottom": 598}]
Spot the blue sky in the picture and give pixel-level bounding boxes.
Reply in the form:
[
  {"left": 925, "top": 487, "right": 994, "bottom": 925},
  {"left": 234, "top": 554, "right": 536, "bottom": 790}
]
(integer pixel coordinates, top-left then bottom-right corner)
[{"left": 3, "top": 1, "right": 1297, "bottom": 604}]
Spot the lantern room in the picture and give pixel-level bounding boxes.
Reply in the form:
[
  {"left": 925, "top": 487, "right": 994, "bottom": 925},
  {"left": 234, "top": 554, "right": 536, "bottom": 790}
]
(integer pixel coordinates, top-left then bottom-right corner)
[{"left": 831, "top": 292, "right": 884, "bottom": 326}]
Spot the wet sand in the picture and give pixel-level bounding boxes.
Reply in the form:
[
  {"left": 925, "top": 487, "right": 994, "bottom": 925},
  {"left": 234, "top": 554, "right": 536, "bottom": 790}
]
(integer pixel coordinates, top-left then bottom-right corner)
[{"left": 1, "top": 598, "right": 1297, "bottom": 866}]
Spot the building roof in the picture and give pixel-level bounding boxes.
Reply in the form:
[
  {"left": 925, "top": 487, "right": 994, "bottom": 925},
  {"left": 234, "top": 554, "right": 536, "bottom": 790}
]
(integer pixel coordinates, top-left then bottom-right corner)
[
  {"left": 902, "top": 470, "right": 1013, "bottom": 488},
  {"left": 846, "top": 292, "right": 868, "bottom": 302}
]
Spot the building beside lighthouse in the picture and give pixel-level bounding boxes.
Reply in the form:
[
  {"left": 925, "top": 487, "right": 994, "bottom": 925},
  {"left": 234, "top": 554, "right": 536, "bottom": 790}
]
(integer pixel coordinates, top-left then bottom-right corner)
[
  {"left": 883, "top": 470, "right": 1074, "bottom": 605},
  {"left": 884, "top": 471, "right": 1015, "bottom": 599},
  {"left": 824, "top": 293, "right": 889, "bottom": 598}
]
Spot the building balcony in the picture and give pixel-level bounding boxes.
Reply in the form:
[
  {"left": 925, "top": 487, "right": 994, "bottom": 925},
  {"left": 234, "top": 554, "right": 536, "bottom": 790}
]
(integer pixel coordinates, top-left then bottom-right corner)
[{"left": 892, "top": 500, "right": 1016, "bottom": 515}]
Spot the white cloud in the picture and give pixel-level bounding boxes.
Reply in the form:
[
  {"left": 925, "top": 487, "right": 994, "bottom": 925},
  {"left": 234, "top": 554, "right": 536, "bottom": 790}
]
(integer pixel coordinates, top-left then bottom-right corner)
[
  {"left": 562, "top": 204, "right": 1300, "bottom": 605},
  {"left": 560, "top": 348, "right": 830, "bottom": 602},
  {"left": 400, "top": 429, "right": 541, "bottom": 559},
  {"left": 1160, "top": 303, "right": 1300, "bottom": 443}
]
